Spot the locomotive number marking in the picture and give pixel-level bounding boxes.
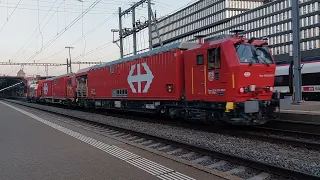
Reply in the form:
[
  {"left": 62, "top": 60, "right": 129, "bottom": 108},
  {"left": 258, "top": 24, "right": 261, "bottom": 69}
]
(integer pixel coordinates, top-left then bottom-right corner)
[{"left": 127, "top": 63, "right": 154, "bottom": 93}]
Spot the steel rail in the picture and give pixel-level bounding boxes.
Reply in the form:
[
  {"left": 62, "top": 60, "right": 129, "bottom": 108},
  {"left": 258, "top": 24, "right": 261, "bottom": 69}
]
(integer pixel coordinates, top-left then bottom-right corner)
[{"left": 2, "top": 98, "right": 319, "bottom": 180}]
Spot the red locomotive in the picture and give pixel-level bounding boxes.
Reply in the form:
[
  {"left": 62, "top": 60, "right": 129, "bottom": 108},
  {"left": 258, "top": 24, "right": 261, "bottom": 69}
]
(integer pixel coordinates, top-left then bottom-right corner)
[
  {"left": 27, "top": 31, "right": 279, "bottom": 125},
  {"left": 26, "top": 79, "right": 43, "bottom": 102}
]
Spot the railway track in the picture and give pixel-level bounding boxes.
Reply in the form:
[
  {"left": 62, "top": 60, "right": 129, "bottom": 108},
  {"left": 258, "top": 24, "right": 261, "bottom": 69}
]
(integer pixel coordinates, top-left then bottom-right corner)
[
  {"left": 262, "top": 119, "right": 320, "bottom": 135},
  {"left": 4, "top": 98, "right": 320, "bottom": 151},
  {"left": 2, "top": 99, "right": 319, "bottom": 180},
  {"left": 238, "top": 127, "right": 320, "bottom": 151},
  {"left": 16, "top": 99, "right": 320, "bottom": 151}
]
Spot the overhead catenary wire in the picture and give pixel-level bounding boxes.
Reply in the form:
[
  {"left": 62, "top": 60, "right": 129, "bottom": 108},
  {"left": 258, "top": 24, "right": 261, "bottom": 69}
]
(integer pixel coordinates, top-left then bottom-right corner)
[
  {"left": 26, "top": 0, "right": 136, "bottom": 7},
  {"left": 8, "top": 0, "right": 61, "bottom": 75},
  {"left": 37, "top": 0, "right": 44, "bottom": 49},
  {"left": 9, "top": 0, "right": 151, "bottom": 63},
  {"left": 72, "top": 41, "right": 113, "bottom": 61},
  {"left": 81, "top": 0, "right": 87, "bottom": 56},
  {"left": 56, "top": 0, "right": 58, "bottom": 35},
  {"left": 32, "top": 0, "right": 142, "bottom": 63},
  {"left": 25, "top": 0, "right": 102, "bottom": 63},
  {"left": 37, "top": 47, "right": 119, "bottom": 76},
  {"left": 33, "top": 11, "right": 118, "bottom": 62},
  {"left": 5, "top": 0, "right": 171, "bottom": 76},
  {"left": 8, "top": 0, "right": 101, "bottom": 75},
  {"left": 0, "top": 1, "right": 137, "bottom": 13},
  {"left": 9, "top": 0, "right": 60, "bottom": 61},
  {"left": 64, "top": 0, "right": 66, "bottom": 28},
  {"left": 0, "top": 4, "right": 117, "bottom": 14},
  {"left": 0, "top": 0, "right": 22, "bottom": 34}
]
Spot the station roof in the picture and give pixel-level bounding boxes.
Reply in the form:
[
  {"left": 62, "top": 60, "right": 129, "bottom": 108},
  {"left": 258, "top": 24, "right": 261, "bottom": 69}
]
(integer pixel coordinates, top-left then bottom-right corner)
[{"left": 0, "top": 76, "right": 26, "bottom": 92}]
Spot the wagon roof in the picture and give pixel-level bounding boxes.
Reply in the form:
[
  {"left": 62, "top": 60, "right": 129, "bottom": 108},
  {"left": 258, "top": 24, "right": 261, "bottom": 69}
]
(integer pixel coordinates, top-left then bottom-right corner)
[
  {"left": 44, "top": 73, "right": 73, "bottom": 81},
  {"left": 91, "top": 41, "right": 197, "bottom": 70},
  {"left": 76, "top": 66, "right": 93, "bottom": 74}
]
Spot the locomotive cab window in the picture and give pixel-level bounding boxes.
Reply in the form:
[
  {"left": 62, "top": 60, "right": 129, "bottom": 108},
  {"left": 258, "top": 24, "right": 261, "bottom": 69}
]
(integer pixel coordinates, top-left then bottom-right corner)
[
  {"left": 207, "top": 47, "right": 221, "bottom": 70},
  {"left": 235, "top": 44, "right": 273, "bottom": 64},
  {"left": 196, "top": 55, "right": 204, "bottom": 65}
]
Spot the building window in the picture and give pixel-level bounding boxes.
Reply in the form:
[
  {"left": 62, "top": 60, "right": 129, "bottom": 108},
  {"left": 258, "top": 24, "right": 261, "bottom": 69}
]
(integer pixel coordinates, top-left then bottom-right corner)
[
  {"left": 311, "top": 40, "right": 315, "bottom": 49},
  {"left": 309, "top": 41, "right": 313, "bottom": 50},
  {"left": 305, "top": 29, "right": 308, "bottom": 39},
  {"left": 288, "top": 21, "right": 292, "bottom": 30},
  {"left": 314, "top": 40, "right": 318, "bottom": 49},
  {"left": 315, "top": 27, "right": 319, "bottom": 36},
  {"left": 284, "top": 11, "right": 287, "bottom": 20},
  {"left": 304, "top": 41, "right": 308, "bottom": 50}
]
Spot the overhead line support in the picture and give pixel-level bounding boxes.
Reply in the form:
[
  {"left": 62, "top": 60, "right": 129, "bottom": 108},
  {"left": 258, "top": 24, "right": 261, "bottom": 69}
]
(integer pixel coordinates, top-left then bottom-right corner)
[{"left": 291, "top": 0, "right": 302, "bottom": 104}]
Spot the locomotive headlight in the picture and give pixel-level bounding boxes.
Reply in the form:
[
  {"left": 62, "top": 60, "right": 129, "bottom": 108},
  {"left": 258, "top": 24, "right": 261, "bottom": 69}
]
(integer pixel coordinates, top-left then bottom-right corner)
[
  {"left": 266, "top": 86, "right": 274, "bottom": 92},
  {"left": 239, "top": 87, "right": 249, "bottom": 93},
  {"left": 239, "top": 87, "right": 244, "bottom": 93},
  {"left": 166, "top": 84, "right": 173, "bottom": 92},
  {"left": 270, "top": 86, "right": 274, "bottom": 91}
]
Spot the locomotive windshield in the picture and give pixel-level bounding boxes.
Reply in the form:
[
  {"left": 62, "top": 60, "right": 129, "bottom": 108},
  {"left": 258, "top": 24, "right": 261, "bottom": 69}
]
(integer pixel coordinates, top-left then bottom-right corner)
[{"left": 235, "top": 44, "right": 274, "bottom": 64}]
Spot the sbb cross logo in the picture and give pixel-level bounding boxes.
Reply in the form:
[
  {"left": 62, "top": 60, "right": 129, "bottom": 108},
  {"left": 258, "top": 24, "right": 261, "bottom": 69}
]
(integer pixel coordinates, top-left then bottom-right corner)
[{"left": 127, "top": 63, "right": 154, "bottom": 93}]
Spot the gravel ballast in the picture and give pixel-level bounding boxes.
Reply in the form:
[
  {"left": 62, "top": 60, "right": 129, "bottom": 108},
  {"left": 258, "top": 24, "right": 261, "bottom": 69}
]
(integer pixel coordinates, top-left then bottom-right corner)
[{"left": 5, "top": 100, "right": 320, "bottom": 177}]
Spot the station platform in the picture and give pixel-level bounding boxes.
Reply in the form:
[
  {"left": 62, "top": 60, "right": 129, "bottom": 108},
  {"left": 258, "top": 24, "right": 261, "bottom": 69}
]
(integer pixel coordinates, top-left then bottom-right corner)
[
  {"left": 0, "top": 100, "right": 222, "bottom": 180},
  {"left": 277, "top": 100, "right": 320, "bottom": 123}
]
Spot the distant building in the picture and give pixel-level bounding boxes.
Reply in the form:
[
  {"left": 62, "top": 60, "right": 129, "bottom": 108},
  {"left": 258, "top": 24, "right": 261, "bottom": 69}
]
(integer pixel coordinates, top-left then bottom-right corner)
[
  {"left": 151, "top": 0, "right": 320, "bottom": 63},
  {"left": 17, "top": 69, "right": 25, "bottom": 77}
]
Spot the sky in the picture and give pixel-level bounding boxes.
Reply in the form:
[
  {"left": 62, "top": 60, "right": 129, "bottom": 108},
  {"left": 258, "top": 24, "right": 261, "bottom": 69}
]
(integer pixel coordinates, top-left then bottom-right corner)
[{"left": 0, "top": 0, "right": 197, "bottom": 76}]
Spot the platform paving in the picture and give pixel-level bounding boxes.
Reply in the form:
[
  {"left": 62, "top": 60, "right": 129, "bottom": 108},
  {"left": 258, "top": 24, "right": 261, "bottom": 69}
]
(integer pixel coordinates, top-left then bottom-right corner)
[
  {"left": 0, "top": 101, "right": 223, "bottom": 180},
  {"left": 278, "top": 100, "right": 320, "bottom": 122}
]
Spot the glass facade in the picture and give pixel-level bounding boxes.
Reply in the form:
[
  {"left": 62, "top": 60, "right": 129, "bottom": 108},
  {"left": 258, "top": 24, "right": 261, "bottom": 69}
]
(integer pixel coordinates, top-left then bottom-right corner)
[
  {"left": 151, "top": 0, "right": 262, "bottom": 44},
  {"left": 151, "top": 0, "right": 320, "bottom": 62}
]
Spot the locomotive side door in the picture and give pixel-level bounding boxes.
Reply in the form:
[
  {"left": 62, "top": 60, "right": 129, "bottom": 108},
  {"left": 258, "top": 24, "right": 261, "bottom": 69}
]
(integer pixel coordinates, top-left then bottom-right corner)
[
  {"left": 192, "top": 53, "right": 206, "bottom": 99},
  {"left": 67, "top": 78, "right": 72, "bottom": 98},
  {"left": 206, "top": 47, "right": 225, "bottom": 99}
]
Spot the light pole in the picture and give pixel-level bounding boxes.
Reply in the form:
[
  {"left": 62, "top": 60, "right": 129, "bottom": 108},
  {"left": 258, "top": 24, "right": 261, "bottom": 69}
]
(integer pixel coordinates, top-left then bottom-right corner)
[
  {"left": 65, "top": 46, "right": 74, "bottom": 73},
  {"left": 111, "top": 29, "right": 123, "bottom": 58},
  {"left": 291, "top": 0, "right": 302, "bottom": 104}
]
